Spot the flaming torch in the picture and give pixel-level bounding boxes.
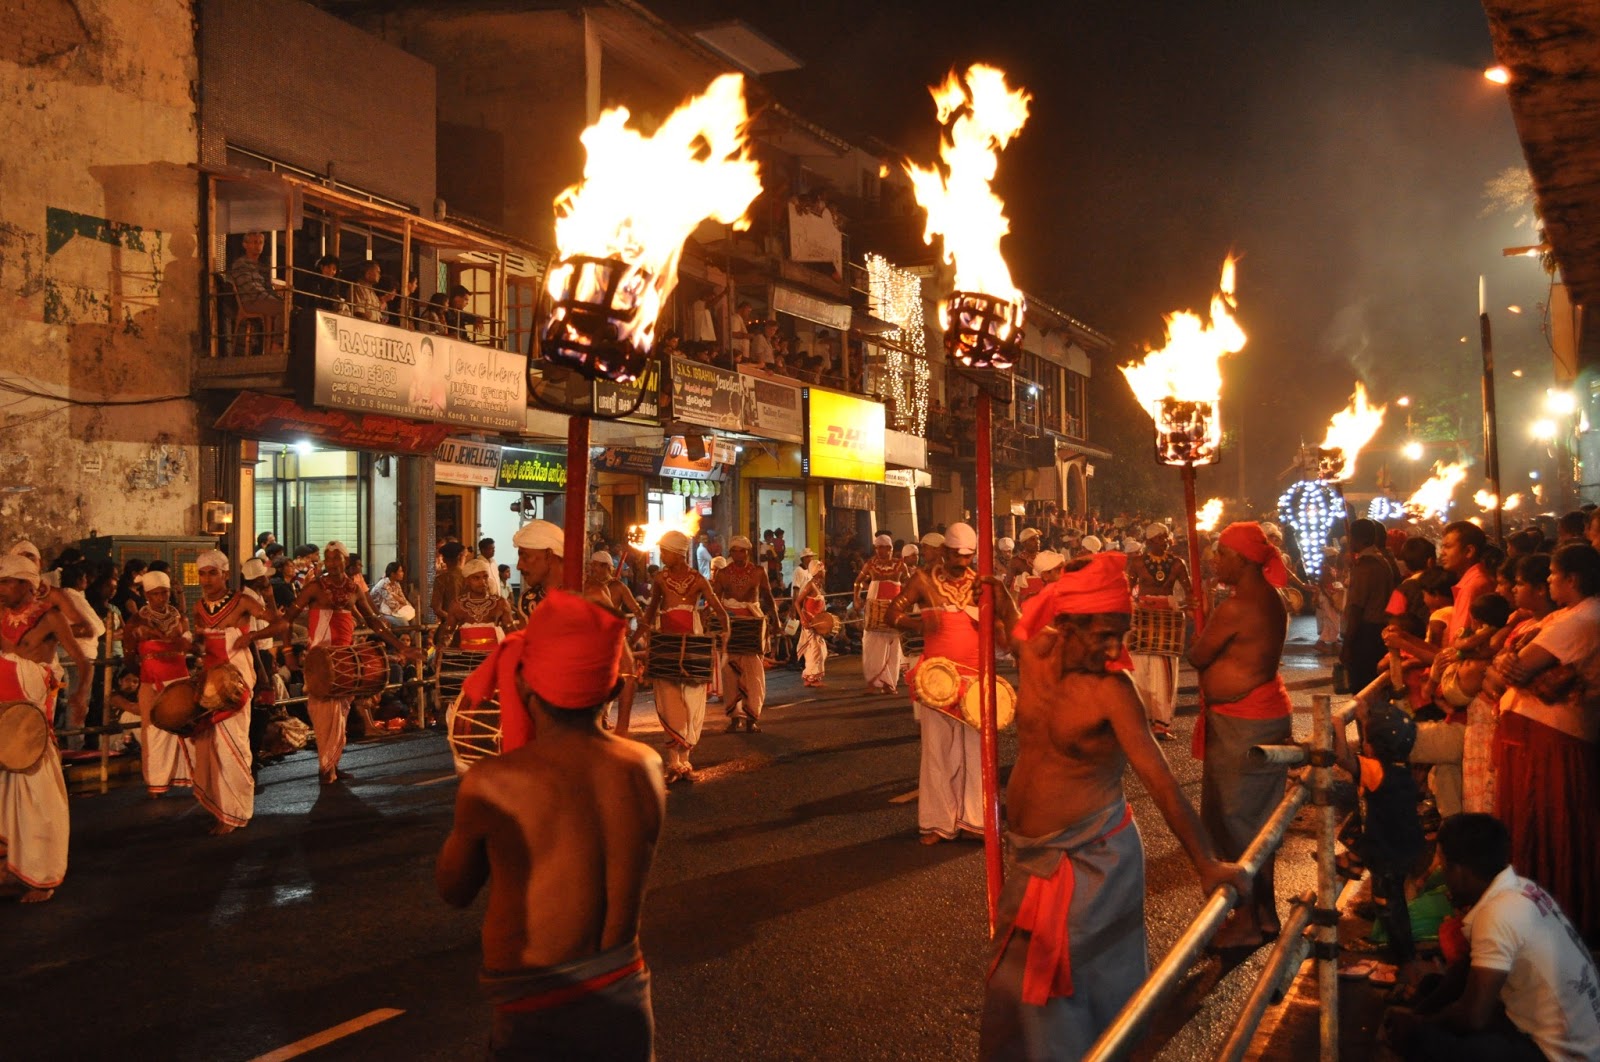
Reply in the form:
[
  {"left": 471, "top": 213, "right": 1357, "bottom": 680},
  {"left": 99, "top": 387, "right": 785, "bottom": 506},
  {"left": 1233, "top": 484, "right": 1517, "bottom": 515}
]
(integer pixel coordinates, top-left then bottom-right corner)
[
  {"left": 1405, "top": 460, "right": 1470, "bottom": 521},
  {"left": 1120, "top": 257, "right": 1247, "bottom": 627},
  {"left": 1315, "top": 383, "right": 1387, "bottom": 482},
  {"left": 907, "top": 62, "right": 1031, "bottom": 931},
  {"left": 537, "top": 73, "right": 762, "bottom": 582},
  {"left": 1195, "top": 497, "right": 1224, "bottom": 533}
]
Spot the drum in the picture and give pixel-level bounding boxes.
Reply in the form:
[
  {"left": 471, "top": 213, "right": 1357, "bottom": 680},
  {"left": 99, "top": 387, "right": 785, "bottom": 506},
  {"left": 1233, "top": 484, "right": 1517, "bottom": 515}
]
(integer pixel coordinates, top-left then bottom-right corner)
[
  {"left": 197, "top": 664, "right": 250, "bottom": 714},
  {"left": 644, "top": 633, "right": 717, "bottom": 683},
  {"left": 1126, "top": 603, "right": 1186, "bottom": 657},
  {"left": 0, "top": 700, "right": 48, "bottom": 772},
  {"left": 960, "top": 676, "right": 1017, "bottom": 731},
  {"left": 726, "top": 617, "right": 766, "bottom": 657},
  {"left": 866, "top": 598, "right": 896, "bottom": 631},
  {"left": 303, "top": 642, "right": 390, "bottom": 699},
  {"left": 911, "top": 657, "right": 965, "bottom": 710},
  {"left": 445, "top": 690, "right": 501, "bottom": 775},
  {"left": 151, "top": 679, "right": 205, "bottom": 735},
  {"left": 809, "top": 612, "right": 837, "bottom": 637},
  {"left": 1281, "top": 587, "right": 1306, "bottom": 614},
  {"left": 458, "top": 623, "right": 503, "bottom": 654}
]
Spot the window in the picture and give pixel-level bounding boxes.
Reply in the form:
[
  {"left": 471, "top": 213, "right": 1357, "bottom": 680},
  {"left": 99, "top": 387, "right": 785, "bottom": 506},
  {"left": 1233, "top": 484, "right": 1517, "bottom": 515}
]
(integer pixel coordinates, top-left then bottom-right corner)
[
  {"left": 506, "top": 277, "right": 537, "bottom": 356},
  {"left": 1065, "top": 370, "right": 1087, "bottom": 439}
]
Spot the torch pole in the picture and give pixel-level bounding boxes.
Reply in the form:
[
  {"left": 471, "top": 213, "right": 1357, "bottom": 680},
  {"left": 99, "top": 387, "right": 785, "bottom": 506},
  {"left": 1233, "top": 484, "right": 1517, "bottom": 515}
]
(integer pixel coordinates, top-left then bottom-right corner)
[
  {"left": 563, "top": 414, "right": 591, "bottom": 589},
  {"left": 975, "top": 389, "right": 1003, "bottom": 933},
  {"left": 1479, "top": 278, "right": 1504, "bottom": 542},
  {"left": 1182, "top": 462, "right": 1206, "bottom": 632}
]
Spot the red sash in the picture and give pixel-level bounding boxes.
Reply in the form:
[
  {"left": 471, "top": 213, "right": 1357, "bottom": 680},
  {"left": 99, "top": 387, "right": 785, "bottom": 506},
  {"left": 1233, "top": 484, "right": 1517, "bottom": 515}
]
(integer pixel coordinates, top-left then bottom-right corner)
[
  {"left": 139, "top": 638, "right": 190, "bottom": 689},
  {"left": 1191, "top": 675, "right": 1291, "bottom": 760}
]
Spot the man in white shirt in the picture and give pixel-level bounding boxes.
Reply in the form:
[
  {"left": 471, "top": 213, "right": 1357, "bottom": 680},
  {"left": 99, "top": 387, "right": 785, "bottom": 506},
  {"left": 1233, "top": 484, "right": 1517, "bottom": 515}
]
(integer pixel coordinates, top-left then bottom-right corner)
[{"left": 1387, "top": 813, "right": 1600, "bottom": 1061}]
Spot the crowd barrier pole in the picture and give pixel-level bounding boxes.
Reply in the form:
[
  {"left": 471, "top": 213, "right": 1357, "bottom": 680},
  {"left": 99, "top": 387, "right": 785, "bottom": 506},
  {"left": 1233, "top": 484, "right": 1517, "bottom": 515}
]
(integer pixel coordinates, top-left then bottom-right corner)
[
  {"left": 1212, "top": 892, "right": 1316, "bottom": 1062},
  {"left": 1311, "top": 693, "right": 1339, "bottom": 1062}
]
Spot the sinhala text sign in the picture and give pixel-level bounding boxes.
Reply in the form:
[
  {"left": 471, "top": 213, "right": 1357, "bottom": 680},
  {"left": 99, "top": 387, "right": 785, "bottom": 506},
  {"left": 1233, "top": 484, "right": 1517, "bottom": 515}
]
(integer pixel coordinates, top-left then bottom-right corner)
[
  {"left": 496, "top": 447, "right": 567, "bottom": 491},
  {"left": 804, "top": 388, "right": 885, "bottom": 483}
]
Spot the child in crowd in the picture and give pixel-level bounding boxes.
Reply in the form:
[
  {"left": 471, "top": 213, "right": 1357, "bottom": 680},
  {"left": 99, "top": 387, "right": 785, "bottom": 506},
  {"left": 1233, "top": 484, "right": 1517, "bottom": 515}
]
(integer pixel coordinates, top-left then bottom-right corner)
[
  {"left": 1334, "top": 704, "right": 1426, "bottom": 985},
  {"left": 1315, "top": 546, "right": 1344, "bottom": 654},
  {"left": 1429, "top": 592, "right": 1512, "bottom": 713}
]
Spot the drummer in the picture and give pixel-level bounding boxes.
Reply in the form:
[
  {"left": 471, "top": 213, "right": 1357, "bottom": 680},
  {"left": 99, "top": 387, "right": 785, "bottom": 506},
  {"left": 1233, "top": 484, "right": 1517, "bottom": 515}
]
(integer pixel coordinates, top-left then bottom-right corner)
[
  {"left": 123, "top": 569, "right": 194, "bottom": 796},
  {"left": 855, "top": 533, "right": 907, "bottom": 695},
  {"left": 640, "top": 531, "right": 727, "bottom": 785},
  {"left": 436, "top": 557, "right": 518, "bottom": 654},
  {"left": 793, "top": 560, "right": 831, "bottom": 688},
  {"left": 0, "top": 565, "right": 71, "bottom": 902},
  {"left": 711, "top": 535, "right": 778, "bottom": 732},
  {"left": 282, "top": 542, "right": 419, "bottom": 784},
  {"left": 1126, "top": 522, "right": 1191, "bottom": 742},
  {"left": 585, "top": 551, "right": 643, "bottom": 734},
  {"left": 190, "top": 551, "right": 284, "bottom": 834},
  {"left": 885, "top": 523, "right": 1018, "bottom": 844}
]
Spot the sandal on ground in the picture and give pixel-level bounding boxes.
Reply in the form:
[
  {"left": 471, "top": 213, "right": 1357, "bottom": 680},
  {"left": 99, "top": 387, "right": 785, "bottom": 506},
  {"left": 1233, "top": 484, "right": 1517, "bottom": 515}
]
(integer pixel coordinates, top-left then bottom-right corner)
[{"left": 1339, "top": 960, "right": 1378, "bottom": 980}]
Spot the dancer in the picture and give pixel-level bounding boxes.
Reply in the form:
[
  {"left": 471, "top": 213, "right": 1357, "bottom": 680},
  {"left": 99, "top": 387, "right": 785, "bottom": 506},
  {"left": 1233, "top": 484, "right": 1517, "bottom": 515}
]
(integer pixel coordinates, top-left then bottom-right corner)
[
  {"left": 855, "top": 534, "right": 908, "bottom": 694},
  {"left": 710, "top": 536, "right": 777, "bottom": 732},
  {"left": 123, "top": 570, "right": 194, "bottom": 795},
  {"left": 640, "top": 531, "right": 727, "bottom": 784},
  {"left": 1127, "top": 523, "right": 1190, "bottom": 742},
  {"left": 585, "top": 551, "right": 643, "bottom": 733},
  {"left": 793, "top": 561, "right": 830, "bottom": 688}
]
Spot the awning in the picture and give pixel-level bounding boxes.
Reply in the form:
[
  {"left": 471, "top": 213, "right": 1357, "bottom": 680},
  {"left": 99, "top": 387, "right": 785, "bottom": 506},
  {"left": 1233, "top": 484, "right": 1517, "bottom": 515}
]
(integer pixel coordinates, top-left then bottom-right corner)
[{"left": 214, "top": 391, "right": 449, "bottom": 454}]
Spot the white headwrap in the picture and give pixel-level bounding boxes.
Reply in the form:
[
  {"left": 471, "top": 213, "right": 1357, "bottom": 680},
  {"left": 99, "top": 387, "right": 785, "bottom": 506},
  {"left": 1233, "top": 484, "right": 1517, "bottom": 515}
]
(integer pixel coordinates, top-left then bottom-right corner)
[
  {"left": 9, "top": 541, "right": 41, "bottom": 565},
  {"left": 142, "top": 570, "right": 172, "bottom": 590},
  {"left": 710, "top": 556, "right": 729, "bottom": 571},
  {"left": 901, "top": 544, "right": 919, "bottom": 559},
  {"left": 1017, "top": 528, "right": 1041, "bottom": 543},
  {"left": 1145, "top": 522, "right": 1170, "bottom": 540},
  {"left": 1080, "top": 535, "right": 1104, "bottom": 554},
  {"left": 660, "top": 530, "right": 691, "bottom": 555},
  {"left": 943, "top": 522, "right": 978, "bottom": 556},
  {"left": 462, "top": 557, "right": 493, "bottom": 579},
  {"left": 920, "top": 532, "right": 944, "bottom": 548},
  {"left": 590, "top": 551, "right": 614, "bottom": 567},
  {"left": 874, "top": 533, "right": 893, "bottom": 546},
  {"left": 511, "top": 519, "right": 565, "bottom": 556},
  {"left": 324, "top": 541, "right": 349, "bottom": 558},
  {"left": 240, "top": 558, "right": 269, "bottom": 581},
  {"left": 196, "top": 549, "right": 230, "bottom": 572},
  {"left": 0, "top": 555, "right": 40, "bottom": 587},
  {"left": 1033, "top": 550, "right": 1066, "bottom": 575},
  {"left": 997, "top": 537, "right": 1015, "bottom": 552},
  {"left": 729, "top": 535, "right": 752, "bottom": 551}
]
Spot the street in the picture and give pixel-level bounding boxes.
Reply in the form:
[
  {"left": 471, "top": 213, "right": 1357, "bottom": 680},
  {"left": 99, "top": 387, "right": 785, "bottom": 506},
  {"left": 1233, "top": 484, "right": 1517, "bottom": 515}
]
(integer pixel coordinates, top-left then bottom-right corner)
[{"left": 3, "top": 624, "right": 1332, "bottom": 1061}]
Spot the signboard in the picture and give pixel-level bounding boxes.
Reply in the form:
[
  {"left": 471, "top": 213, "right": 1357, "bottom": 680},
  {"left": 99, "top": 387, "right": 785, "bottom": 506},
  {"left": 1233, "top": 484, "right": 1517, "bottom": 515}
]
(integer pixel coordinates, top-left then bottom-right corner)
[
  {"left": 594, "top": 361, "right": 661, "bottom": 422},
  {"left": 739, "top": 372, "right": 804, "bottom": 442},
  {"left": 884, "top": 429, "right": 927, "bottom": 470},
  {"left": 214, "top": 391, "right": 450, "bottom": 454},
  {"left": 669, "top": 357, "right": 744, "bottom": 431},
  {"left": 434, "top": 439, "right": 503, "bottom": 487},
  {"left": 496, "top": 447, "right": 567, "bottom": 491},
  {"left": 660, "top": 435, "right": 722, "bottom": 481},
  {"left": 595, "top": 447, "right": 663, "bottom": 477},
  {"left": 804, "top": 388, "right": 885, "bottom": 484},
  {"left": 771, "top": 284, "right": 852, "bottom": 331},
  {"left": 312, "top": 310, "right": 527, "bottom": 432}
]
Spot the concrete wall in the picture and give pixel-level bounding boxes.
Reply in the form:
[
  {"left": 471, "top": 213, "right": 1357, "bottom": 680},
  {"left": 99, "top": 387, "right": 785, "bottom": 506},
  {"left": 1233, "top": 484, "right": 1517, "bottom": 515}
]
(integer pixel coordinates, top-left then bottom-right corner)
[
  {"left": 199, "top": 0, "right": 437, "bottom": 210},
  {"left": 0, "top": 0, "right": 204, "bottom": 555}
]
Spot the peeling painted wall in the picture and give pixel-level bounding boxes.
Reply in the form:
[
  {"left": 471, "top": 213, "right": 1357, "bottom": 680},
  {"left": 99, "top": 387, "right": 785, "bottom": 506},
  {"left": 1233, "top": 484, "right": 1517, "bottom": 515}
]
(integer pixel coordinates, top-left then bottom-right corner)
[{"left": 0, "top": 0, "right": 202, "bottom": 556}]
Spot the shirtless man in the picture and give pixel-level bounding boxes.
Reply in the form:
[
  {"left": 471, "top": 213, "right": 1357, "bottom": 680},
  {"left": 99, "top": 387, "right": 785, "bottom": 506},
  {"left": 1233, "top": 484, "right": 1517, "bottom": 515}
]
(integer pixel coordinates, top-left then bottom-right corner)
[
  {"left": 190, "top": 551, "right": 283, "bottom": 834},
  {"left": 585, "top": 551, "right": 642, "bottom": 733},
  {"left": 855, "top": 533, "right": 908, "bottom": 695},
  {"left": 282, "top": 542, "right": 419, "bottom": 783},
  {"left": 437, "top": 591, "right": 663, "bottom": 1061},
  {"left": 0, "top": 556, "right": 74, "bottom": 902},
  {"left": 436, "top": 557, "right": 518, "bottom": 653},
  {"left": 1127, "top": 523, "right": 1192, "bottom": 742},
  {"left": 640, "top": 531, "right": 728, "bottom": 784},
  {"left": 981, "top": 552, "right": 1247, "bottom": 1059},
  {"left": 512, "top": 519, "right": 565, "bottom": 609},
  {"left": 1186, "top": 521, "right": 1292, "bottom": 951},
  {"left": 711, "top": 536, "right": 778, "bottom": 731}
]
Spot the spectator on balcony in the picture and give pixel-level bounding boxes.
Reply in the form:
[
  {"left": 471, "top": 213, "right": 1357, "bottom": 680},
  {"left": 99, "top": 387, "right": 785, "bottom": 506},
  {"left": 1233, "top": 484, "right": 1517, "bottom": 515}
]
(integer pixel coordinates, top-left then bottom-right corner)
[
  {"left": 296, "top": 254, "right": 343, "bottom": 315},
  {"left": 230, "top": 230, "right": 283, "bottom": 334},
  {"left": 445, "top": 284, "right": 480, "bottom": 340},
  {"left": 346, "top": 260, "right": 387, "bottom": 323},
  {"left": 731, "top": 301, "right": 755, "bottom": 361},
  {"left": 420, "top": 291, "right": 450, "bottom": 334},
  {"left": 388, "top": 273, "right": 421, "bottom": 329},
  {"left": 750, "top": 320, "right": 777, "bottom": 369}
]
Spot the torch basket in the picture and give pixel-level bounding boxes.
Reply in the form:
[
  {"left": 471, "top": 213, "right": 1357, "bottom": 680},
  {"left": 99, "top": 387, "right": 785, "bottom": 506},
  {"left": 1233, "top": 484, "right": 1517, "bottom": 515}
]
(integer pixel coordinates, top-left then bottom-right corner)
[
  {"left": 538, "top": 254, "right": 652, "bottom": 384},
  {"left": 1155, "top": 397, "right": 1221, "bottom": 466},
  {"left": 943, "top": 290, "right": 1024, "bottom": 370}
]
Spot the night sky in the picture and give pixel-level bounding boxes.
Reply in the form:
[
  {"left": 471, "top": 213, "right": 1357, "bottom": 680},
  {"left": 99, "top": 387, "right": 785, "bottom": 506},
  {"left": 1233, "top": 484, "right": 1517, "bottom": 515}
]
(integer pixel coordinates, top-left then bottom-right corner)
[{"left": 653, "top": 0, "right": 1556, "bottom": 512}]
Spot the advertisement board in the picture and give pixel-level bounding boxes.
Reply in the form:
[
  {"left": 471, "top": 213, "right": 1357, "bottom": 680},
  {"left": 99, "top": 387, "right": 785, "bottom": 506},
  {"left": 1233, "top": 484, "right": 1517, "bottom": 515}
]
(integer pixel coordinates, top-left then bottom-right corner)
[
  {"left": 214, "top": 391, "right": 450, "bottom": 454},
  {"left": 496, "top": 447, "right": 567, "bottom": 491},
  {"left": 669, "top": 357, "right": 744, "bottom": 431},
  {"left": 804, "top": 389, "right": 885, "bottom": 484},
  {"left": 434, "top": 439, "right": 504, "bottom": 487},
  {"left": 594, "top": 361, "right": 661, "bottom": 422},
  {"left": 739, "top": 372, "right": 804, "bottom": 442},
  {"left": 312, "top": 310, "right": 527, "bottom": 432}
]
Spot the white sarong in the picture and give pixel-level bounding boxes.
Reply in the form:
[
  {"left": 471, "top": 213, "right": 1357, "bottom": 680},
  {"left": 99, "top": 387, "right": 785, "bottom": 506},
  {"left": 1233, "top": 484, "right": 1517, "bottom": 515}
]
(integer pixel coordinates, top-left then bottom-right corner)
[
  {"left": 1130, "top": 653, "right": 1178, "bottom": 727},
  {"left": 918, "top": 708, "right": 983, "bottom": 838},
  {"left": 137, "top": 685, "right": 193, "bottom": 794},
  {"left": 862, "top": 630, "right": 903, "bottom": 691},
  {"left": 721, "top": 654, "right": 766, "bottom": 721},
  {"left": 0, "top": 656, "right": 69, "bottom": 889}
]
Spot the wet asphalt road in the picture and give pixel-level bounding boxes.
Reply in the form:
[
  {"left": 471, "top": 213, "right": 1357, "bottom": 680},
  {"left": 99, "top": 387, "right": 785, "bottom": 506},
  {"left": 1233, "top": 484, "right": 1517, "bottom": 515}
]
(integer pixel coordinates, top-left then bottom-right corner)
[{"left": 1, "top": 620, "right": 1332, "bottom": 1061}]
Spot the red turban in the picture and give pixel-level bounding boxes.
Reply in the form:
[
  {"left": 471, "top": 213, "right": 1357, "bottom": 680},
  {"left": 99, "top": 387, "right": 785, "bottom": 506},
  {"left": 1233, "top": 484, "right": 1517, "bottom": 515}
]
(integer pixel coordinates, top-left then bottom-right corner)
[
  {"left": 1219, "top": 522, "right": 1290, "bottom": 588},
  {"left": 1014, "top": 552, "right": 1133, "bottom": 643},
  {"left": 459, "top": 591, "right": 626, "bottom": 753}
]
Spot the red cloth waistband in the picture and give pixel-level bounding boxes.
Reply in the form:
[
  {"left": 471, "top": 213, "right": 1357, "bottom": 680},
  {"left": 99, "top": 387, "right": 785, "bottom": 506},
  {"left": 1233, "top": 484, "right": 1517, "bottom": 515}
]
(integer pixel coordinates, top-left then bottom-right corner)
[
  {"left": 1192, "top": 675, "right": 1291, "bottom": 760},
  {"left": 493, "top": 956, "right": 646, "bottom": 1014}
]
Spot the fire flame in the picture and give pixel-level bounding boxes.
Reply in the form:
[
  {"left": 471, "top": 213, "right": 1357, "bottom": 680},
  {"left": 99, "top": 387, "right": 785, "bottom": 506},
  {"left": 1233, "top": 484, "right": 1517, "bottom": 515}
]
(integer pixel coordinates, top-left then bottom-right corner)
[
  {"left": 1317, "top": 383, "right": 1387, "bottom": 480},
  {"left": 1120, "top": 257, "right": 1247, "bottom": 416},
  {"left": 1195, "top": 497, "right": 1224, "bottom": 532},
  {"left": 546, "top": 73, "right": 762, "bottom": 352},
  {"left": 1473, "top": 489, "right": 1498, "bottom": 510},
  {"left": 1405, "top": 461, "right": 1469, "bottom": 520},
  {"left": 628, "top": 510, "right": 702, "bottom": 557},
  {"left": 906, "top": 64, "right": 1031, "bottom": 310},
  {"left": 1503, "top": 492, "right": 1523, "bottom": 511}
]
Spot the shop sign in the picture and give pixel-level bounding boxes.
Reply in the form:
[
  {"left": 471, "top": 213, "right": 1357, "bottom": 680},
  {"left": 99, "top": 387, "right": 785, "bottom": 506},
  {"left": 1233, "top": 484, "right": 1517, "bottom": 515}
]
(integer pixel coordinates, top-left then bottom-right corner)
[
  {"left": 660, "top": 435, "right": 723, "bottom": 481},
  {"left": 669, "top": 357, "right": 743, "bottom": 431},
  {"left": 595, "top": 447, "right": 662, "bottom": 477},
  {"left": 594, "top": 362, "right": 661, "bottom": 422},
  {"left": 434, "top": 439, "right": 504, "bottom": 487},
  {"left": 883, "top": 468, "right": 933, "bottom": 489},
  {"left": 496, "top": 447, "right": 567, "bottom": 491},
  {"left": 804, "top": 388, "right": 885, "bottom": 484},
  {"left": 311, "top": 310, "right": 527, "bottom": 432},
  {"left": 771, "top": 284, "right": 852, "bottom": 331},
  {"left": 214, "top": 390, "right": 450, "bottom": 455},
  {"left": 739, "top": 372, "right": 804, "bottom": 442},
  {"left": 885, "top": 429, "right": 927, "bottom": 471}
]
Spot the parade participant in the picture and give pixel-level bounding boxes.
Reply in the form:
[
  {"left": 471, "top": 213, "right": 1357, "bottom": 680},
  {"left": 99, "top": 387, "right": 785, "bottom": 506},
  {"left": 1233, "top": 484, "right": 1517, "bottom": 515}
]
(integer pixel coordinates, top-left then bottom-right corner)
[
  {"left": 711, "top": 536, "right": 778, "bottom": 731},
  {"left": 793, "top": 560, "right": 831, "bottom": 688},
  {"left": 996, "top": 537, "right": 1016, "bottom": 581},
  {"left": 282, "top": 542, "right": 419, "bottom": 784},
  {"left": 513, "top": 519, "right": 566, "bottom": 611},
  {"left": 290, "top": 543, "right": 320, "bottom": 593},
  {"left": 123, "top": 569, "right": 194, "bottom": 795},
  {"left": 1127, "top": 523, "right": 1191, "bottom": 742},
  {"left": 982, "top": 552, "right": 1247, "bottom": 1059},
  {"left": 1031, "top": 550, "right": 1066, "bottom": 588},
  {"left": 1011, "top": 528, "right": 1042, "bottom": 577},
  {"left": 437, "top": 592, "right": 664, "bottom": 1061},
  {"left": 238, "top": 557, "right": 278, "bottom": 781},
  {"left": 919, "top": 532, "right": 945, "bottom": 572},
  {"left": 432, "top": 541, "right": 468, "bottom": 622},
  {"left": 0, "top": 627, "right": 71, "bottom": 903},
  {"left": 1187, "top": 521, "right": 1291, "bottom": 950},
  {"left": 436, "top": 557, "right": 517, "bottom": 652},
  {"left": 855, "top": 533, "right": 907, "bottom": 695},
  {"left": 640, "top": 531, "right": 727, "bottom": 784},
  {"left": 585, "top": 551, "right": 643, "bottom": 734},
  {"left": 901, "top": 542, "right": 920, "bottom": 571},
  {"left": 189, "top": 551, "right": 282, "bottom": 833},
  {"left": 887, "top": 523, "right": 1014, "bottom": 844}
]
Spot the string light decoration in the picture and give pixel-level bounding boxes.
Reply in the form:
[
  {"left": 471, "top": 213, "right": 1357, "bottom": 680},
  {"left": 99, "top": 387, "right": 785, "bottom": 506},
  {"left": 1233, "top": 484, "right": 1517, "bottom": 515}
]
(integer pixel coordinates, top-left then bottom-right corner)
[
  {"left": 1279, "top": 479, "right": 1342, "bottom": 577},
  {"left": 1366, "top": 496, "right": 1406, "bottom": 523},
  {"left": 866, "top": 253, "right": 931, "bottom": 435}
]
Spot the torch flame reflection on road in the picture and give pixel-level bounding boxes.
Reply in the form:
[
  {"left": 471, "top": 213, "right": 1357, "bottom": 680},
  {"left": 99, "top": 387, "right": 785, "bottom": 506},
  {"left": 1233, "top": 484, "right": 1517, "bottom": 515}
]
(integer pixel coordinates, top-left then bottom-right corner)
[
  {"left": 1406, "top": 461, "right": 1470, "bottom": 520},
  {"left": 1316, "top": 382, "right": 1386, "bottom": 481},
  {"left": 1195, "top": 497, "right": 1224, "bottom": 532}
]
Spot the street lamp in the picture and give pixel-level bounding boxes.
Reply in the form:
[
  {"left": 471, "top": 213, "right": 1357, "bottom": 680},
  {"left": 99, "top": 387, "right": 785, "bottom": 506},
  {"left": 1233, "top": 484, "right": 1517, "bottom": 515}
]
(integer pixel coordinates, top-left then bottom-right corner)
[
  {"left": 1484, "top": 65, "right": 1510, "bottom": 85},
  {"left": 1545, "top": 389, "right": 1577, "bottom": 417},
  {"left": 1532, "top": 418, "right": 1558, "bottom": 442},
  {"left": 1402, "top": 440, "right": 1424, "bottom": 461}
]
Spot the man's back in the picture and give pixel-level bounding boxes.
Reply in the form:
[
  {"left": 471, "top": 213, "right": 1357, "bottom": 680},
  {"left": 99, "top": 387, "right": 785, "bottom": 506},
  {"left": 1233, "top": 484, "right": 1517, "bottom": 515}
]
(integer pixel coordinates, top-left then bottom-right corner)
[{"left": 466, "top": 734, "right": 664, "bottom": 972}]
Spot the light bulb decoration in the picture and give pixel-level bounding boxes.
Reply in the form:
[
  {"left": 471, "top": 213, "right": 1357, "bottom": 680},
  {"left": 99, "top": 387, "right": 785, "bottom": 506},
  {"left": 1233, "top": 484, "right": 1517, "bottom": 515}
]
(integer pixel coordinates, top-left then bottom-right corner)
[{"left": 1279, "top": 479, "right": 1342, "bottom": 577}]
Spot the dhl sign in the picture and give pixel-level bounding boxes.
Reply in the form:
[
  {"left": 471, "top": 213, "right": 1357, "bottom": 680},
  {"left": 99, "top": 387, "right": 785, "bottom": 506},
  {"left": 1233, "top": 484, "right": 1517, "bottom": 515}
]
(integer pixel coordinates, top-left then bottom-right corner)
[{"left": 804, "top": 388, "right": 885, "bottom": 483}]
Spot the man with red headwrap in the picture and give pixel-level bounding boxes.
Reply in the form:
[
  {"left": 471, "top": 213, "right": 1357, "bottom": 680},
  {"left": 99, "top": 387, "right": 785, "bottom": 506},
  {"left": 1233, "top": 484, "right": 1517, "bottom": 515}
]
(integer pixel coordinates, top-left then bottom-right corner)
[
  {"left": 981, "top": 553, "right": 1247, "bottom": 1060},
  {"left": 437, "top": 591, "right": 664, "bottom": 1062},
  {"left": 1187, "top": 521, "right": 1291, "bottom": 951}
]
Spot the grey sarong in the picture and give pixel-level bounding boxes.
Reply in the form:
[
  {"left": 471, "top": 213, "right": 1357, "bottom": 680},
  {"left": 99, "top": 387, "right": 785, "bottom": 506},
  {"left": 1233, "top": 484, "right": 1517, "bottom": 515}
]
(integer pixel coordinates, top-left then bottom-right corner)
[
  {"left": 980, "top": 799, "right": 1147, "bottom": 1061},
  {"left": 481, "top": 939, "right": 653, "bottom": 1061},
  {"left": 1200, "top": 712, "right": 1292, "bottom": 861}
]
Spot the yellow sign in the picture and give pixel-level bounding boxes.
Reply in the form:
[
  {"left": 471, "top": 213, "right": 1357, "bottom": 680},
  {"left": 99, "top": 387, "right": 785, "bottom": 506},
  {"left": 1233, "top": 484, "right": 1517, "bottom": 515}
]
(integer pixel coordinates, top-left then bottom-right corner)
[{"left": 805, "top": 389, "right": 885, "bottom": 483}]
